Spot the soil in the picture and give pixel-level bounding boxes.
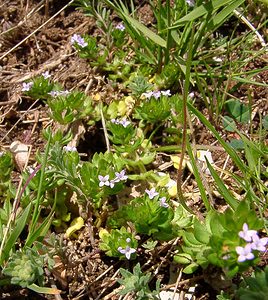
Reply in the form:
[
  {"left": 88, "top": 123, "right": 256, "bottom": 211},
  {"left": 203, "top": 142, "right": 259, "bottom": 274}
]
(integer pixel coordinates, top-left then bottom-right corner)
[{"left": 0, "top": 1, "right": 267, "bottom": 299}]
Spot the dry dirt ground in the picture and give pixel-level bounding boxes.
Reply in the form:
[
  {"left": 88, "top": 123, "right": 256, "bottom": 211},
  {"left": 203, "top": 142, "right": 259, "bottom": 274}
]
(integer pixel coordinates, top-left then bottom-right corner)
[{"left": 0, "top": 0, "right": 268, "bottom": 299}]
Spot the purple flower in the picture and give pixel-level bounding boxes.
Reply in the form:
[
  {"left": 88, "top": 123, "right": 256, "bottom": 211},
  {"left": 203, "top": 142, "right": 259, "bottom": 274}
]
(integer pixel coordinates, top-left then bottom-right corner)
[
  {"left": 142, "top": 90, "right": 165, "bottom": 99},
  {"left": 159, "top": 197, "right": 169, "bottom": 208},
  {"left": 42, "top": 71, "right": 51, "bottom": 79},
  {"left": 114, "top": 170, "right": 128, "bottom": 182},
  {"left": 48, "top": 90, "right": 69, "bottom": 97},
  {"left": 236, "top": 244, "right": 255, "bottom": 262},
  {"left": 161, "top": 90, "right": 171, "bottom": 97},
  {"left": 22, "top": 82, "right": 33, "bottom": 92},
  {"left": 109, "top": 180, "right": 115, "bottom": 188},
  {"left": 98, "top": 175, "right": 110, "bottom": 187},
  {"left": 142, "top": 91, "right": 154, "bottom": 99},
  {"left": 48, "top": 91, "right": 59, "bottom": 97},
  {"left": 153, "top": 91, "right": 161, "bottom": 99},
  {"left": 251, "top": 235, "right": 268, "bottom": 252},
  {"left": 63, "top": 145, "right": 77, "bottom": 152},
  {"left": 126, "top": 238, "right": 131, "bottom": 243},
  {"left": 111, "top": 118, "right": 131, "bottom": 127},
  {"left": 118, "top": 245, "right": 136, "bottom": 260},
  {"left": 59, "top": 90, "right": 70, "bottom": 96},
  {"left": 115, "top": 23, "right": 125, "bottom": 31},
  {"left": 71, "top": 34, "right": 88, "bottom": 48},
  {"left": 239, "top": 223, "right": 258, "bottom": 242},
  {"left": 111, "top": 118, "right": 120, "bottom": 124},
  {"left": 120, "top": 118, "right": 131, "bottom": 128},
  {"left": 145, "top": 187, "right": 159, "bottom": 200}
]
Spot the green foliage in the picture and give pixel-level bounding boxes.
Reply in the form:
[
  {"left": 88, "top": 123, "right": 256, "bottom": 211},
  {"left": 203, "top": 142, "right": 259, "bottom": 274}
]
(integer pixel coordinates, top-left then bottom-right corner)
[
  {"left": 80, "top": 151, "right": 126, "bottom": 207},
  {"left": 128, "top": 76, "right": 153, "bottom": 98},
  {"left": 262, "top": 115, "right": 268, "bottom": 130},
  {"left": 135, "top": 95, "right": 171, "bottom": 124},
  {"left": 154, "top": 62, "right": 181, "bottom": 90},
  {"left": 236, "top": 267, "right": 268, "bottom": 300},
  {"left": 117, "top": 263, "right": 160, "bottom": 299},
  {"left": 107, "top": 119, "right": 136, "bottom": 145},
  {"left": 47, "top": 91, "right": 94, "bottom": 124},
  {"left": 10, "top": 1, "right": 268, "bottom": 297},
  {"left": 73, "top": 35, "right": 98, "bottom": 59},
  {"left": 0, "top": 151, "right": 14, "bottom": 199},
  {"left": 23, "top": 76, "right": 56, "bottom": 99},
  {"left": 225, "top": 99, "right": 250, "bottom": 124},
  {"left": 99, "top": 226, "right": 138, "bottom": 259},
  {"left": 175, "top": 201, "right": 264, "bottom": 277},
  {"left": 3, "top": 248, "right": 45, "bottom": 288},
  {"left": 107, "top": 190, "right": 175, "bottom": 240}
]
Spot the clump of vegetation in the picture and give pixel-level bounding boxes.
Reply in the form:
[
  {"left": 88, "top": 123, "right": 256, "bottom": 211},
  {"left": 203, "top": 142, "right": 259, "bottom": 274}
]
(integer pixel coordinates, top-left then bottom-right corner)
[{"left": 0, "top": 0, "right": 267, "bottom": 298}]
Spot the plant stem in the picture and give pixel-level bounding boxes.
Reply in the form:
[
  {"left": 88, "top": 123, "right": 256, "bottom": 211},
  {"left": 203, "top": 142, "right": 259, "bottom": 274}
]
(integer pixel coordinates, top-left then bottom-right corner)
[
  {"left": 30, "top": 130, "right": 52, "bottom": 234},
  {"left": 177, "top": 25, "right": 195, "bottom": 215},
  {"left": 164, "top": 0, "right": 171, "bottom": 65}
]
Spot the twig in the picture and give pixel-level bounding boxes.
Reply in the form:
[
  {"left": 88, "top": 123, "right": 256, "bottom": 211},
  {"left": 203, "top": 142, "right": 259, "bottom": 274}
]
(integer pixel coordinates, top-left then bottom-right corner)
[
  {"left": 161, "top": 275, "right": 204, "bottom": 290},
  {"left": 172, "top": 269, "right": 182, "bottom": 300}
]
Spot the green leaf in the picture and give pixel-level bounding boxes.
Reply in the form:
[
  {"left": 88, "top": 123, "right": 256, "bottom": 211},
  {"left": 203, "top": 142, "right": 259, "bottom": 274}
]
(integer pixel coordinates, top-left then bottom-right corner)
[
  {"left": 171, "top": 0, "right": 240, "bottom": 27},
  {"left": 263, "top": 115, "right": 268, "bottom": 130},
  {"left": 228, "top": 139, "right": 245, "bottom": 150},
  {"left": 186, "top": 139, "right": 211, "bottom": 211},
  {"left": 187, "top": 101, "right": 247, "bottom": 173},
  {"left": 222, "top": 116, "right": 237, "bottom": 132},
  {"left": 183, "top": 262, "right": 199, "bottom": 274},
  {"left": 207, "top": 0, "right": 245, "bottom": 30},
  {"left": 206, "top": 160, "right": 238, "bottom": 210},
  {"left": 25, "top": 211, "right": 54, "bottom": 247},
  {"left": 193, "top": 218, "right": 210, "bottom": 244},
  {"left": 225, "top": 100, "right": 250, "bottom": 123},
  {"left": 122, "top": 14, "right": 167, "bottom": 48},
  {"left": 174, "top": 253, "right": 193, "bottom": 264},
  {"left": 28, "top": 283, "right": 61, "bottom": 295},
  {"left": 0, "top": 203, "right": 32, "bottom": 265}
]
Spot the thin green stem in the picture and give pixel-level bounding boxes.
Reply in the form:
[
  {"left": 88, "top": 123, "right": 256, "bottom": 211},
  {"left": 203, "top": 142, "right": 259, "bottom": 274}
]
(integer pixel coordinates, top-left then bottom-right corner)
[
  {"left": 157, "top": 0, "right": 163, "bottom": 72},
  {"left": 176, "top": 24, "right": 195, "bottom": 215},
  {"left": 30, "top": 131, "right": 52, "bottom": 234},
  {"left": 164, "top": 0, "right": 171, "bottom": 65}
]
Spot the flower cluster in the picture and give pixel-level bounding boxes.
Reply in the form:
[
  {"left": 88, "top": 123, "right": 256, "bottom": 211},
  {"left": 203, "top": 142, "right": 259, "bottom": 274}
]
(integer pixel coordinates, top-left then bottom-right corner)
[
  {"left": 48, "top": 90, "right": 70, "bottom": 97},
  {"left": 98, "top": 170, "right": 128, "bottom": 188},
  {"left": 118, "top": 238, "right": 136, "bottom": 259},
  {"left": 142, "top": 89, "right": 171, "bottom": 99},
  {"left": 115, "top": 23, "right": 125, "bottom": 31},
  {"left": 111, "top": 118, "right": 131, "bottom": 128},
  {"left": 63, "top": 145, "right": 77, "bottom": 152},
  {"left": 70, "top": 34, "right": 88, "bottom": 48},
  {"left": 236, "top": 223, "right": 268, "bottom": 262},
  {"left": 145, "top": 188, "right": 169, "bottom": 208}
]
